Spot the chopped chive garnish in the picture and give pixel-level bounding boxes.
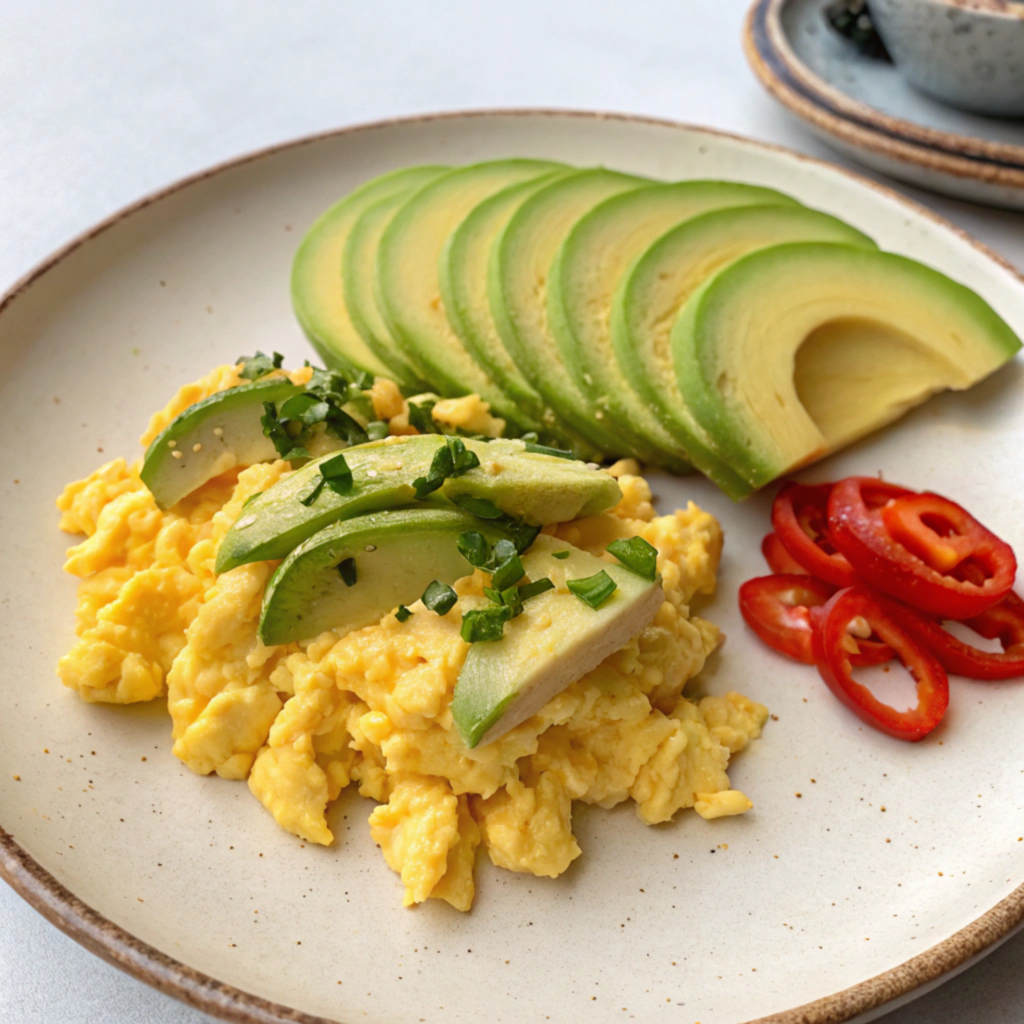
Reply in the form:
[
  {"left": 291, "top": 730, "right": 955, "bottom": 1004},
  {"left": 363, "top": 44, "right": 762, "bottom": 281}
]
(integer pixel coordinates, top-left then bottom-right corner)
[
  {"left": 606, "top": 536, "right": 658, "bottom": 581},
  {"left": 519, "top": 431, "right": 539, "bottom": 443},
  {"left": 483, "top": 586, "right": 501, "bottom": 604},
  {"left": 552, "top": 550, "right": 570, "bottom": 560},
  {"left": 319, "top": 450, "right": 353, "bottom": 496},
  {"left": 407, "top": 399, "right": 439, "bottom": 434},
  {"left": 567, "top": 570, "right": 617, "bottom": 609},
  {"left": 491, "top": 539, "right": 518, "bottom": 567},
  {"left": 395, "top": 605, "right": 412, "bottom": 623},
  {"left": 238, "top": 351, "right": 284, "bottom": 380},
  {"left": 491, "top": 551, "right": 525, "bottom": 591},
  {"left": 497, "top": 585, "right": 524, "bottom": 619},
  {"left": 337, "top": 557, "right": 357, "bottom": 587},
  {"left": 366, "top": 420, "right": 389, "bottom": 441},
  {"left": 298, "top": 476, "right": 325, "bottom": 507},
  {"left": 450, "top": 494, "right": 504, "bottom": 519},
  {"left": 519, "top": 577, "right": 554, "bottom": 602},
  {"left": 460, "top": 605, "right": 510, "bottom": 643},
  {"left": 524, "top": 441, "right": 575, "bottom": 460},
  {"left": 422, "top": 580, "right": 458, "bottom": 615},
  {"left": 413, "top": 443, "right": 454, "bottom": 500},
  {"left": 446, "top": 436, "right": 481, "bottom": 477},
  {"left": 457, "top": 531, "right": 492, "bottom": 569},
  {"left": 351, "top": 369, "right": 375, "bottom": 390}
]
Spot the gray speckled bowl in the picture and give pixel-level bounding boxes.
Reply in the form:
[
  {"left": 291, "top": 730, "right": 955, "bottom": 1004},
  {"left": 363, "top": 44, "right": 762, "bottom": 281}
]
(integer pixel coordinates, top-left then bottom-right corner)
[{"left": 871, "top": 0, "right": 1024, "bottom": 118}]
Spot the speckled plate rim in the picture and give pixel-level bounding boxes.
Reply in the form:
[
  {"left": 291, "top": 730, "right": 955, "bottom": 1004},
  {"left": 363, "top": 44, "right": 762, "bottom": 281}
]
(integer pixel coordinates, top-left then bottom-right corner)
[
  {"left": 758, "top": 0, "right": 1024, "bottom": 166},
  {"left": 744, "top": 0, "right": 1024, "bottom": 189},
  {"left": 3, "top": 107, "right": 1024, "bottom": 1024}
]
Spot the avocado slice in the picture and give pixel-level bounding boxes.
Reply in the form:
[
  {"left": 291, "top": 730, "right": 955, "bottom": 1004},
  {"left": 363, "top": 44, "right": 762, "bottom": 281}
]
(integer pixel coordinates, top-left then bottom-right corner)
[
  {"left": 216, "top": 436, "right": 622, "bottom": 572},
  {"left": 438, "top": 172, "right": 575, "bottom": 432},
  {"left": 611, "top": 205, "right": 877, "bottom": 498},
  {"left": 443, "top": 439, "right": 621, "bottom": 525},
  {"left": 546, "top": 182, "right": 800, "bottom": 470},
  {"left": 291, "top": 165, "right": 449, "bottom": 382},
  {"left": 141, "top": 376, "right": 306, "bottom": 510},
  {"left": 452, "top": 536, "right": 664, "bottom": 748},
  {"left": 344, "top": 190, "right": 433, "bottom": 389},
  {"left": 259, "top": 507, "right": 521, "bottom": 645},
  {"left": 673, "top": 241, "right": 1023, "bottom": 490},
  {"left": 489, "top": 168, "right": 652, "bottom": 462},
  {"left": 375, "top": 159, "right": 567, "bottom": 431}
]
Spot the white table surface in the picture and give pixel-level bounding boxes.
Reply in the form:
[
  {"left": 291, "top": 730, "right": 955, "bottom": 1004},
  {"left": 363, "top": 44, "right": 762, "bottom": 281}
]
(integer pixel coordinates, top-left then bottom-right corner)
[{"left": 3, "top": 1, "right": 1024, "bottom": 1021}]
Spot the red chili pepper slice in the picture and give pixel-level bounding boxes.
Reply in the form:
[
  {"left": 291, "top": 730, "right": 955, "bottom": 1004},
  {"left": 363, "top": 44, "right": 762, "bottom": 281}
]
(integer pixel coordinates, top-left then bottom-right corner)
[
  {"left": 771, "top": 482, "right": 857, "bottom": 587},
  {"left": 827, "top": 477, "right": 1015, "bottom": 620},
  {"left": 811, "top": 587, "right": 949, "bottom": 741},
  {"left": 739, "top": 574, "right": 893, "bottom": 666},
  {"left": 888, "top": 591, "right": 1024, "bottom": 681},
  {"left": 761, "top": 532, "right": 808, "bottom": 575}
]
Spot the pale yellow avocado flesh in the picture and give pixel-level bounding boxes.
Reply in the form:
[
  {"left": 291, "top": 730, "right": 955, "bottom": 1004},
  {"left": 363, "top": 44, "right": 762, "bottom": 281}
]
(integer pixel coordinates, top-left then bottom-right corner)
[
  {"left": 673, "top": 242, "right": 1023, "bottom": 489},
  {"left": 451, "top": 536, "right": 663, "bottom": 748}
]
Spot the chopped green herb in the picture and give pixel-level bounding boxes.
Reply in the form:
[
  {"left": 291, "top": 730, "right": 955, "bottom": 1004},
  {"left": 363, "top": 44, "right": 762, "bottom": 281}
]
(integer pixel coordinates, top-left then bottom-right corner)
[
  {"left": 457, "top": 531, "right": 492, "bottom": 569},
  {"left": 460, "top": 605, "right": 511, "bottom": 643},
  {"left": 241, "top": 491, "right": 263, "bottom": 509},
  {"left": 446, "top": 436, "right": 481, "bottom": 477},
  {"left": 261, "top": 401, "right": 311, "bottom": 461},
  {"left": 518, "top": 577, "right": 555, "bottom": 602},
  {"left": 567, "top": 570, "right": 618, "bottom": 609},
  {"left": 413, "top": 443, "right": 455, "bottom": 499},
  {"left": 319, "top": 451, "right": 353, "bottom": 495},
  {"left": 497, "top": 585, "right": 524, "bottom": 619},
  {"left": 395, "top": 605, "right": 413, "bottom": 623},
  {"left": 606, "top": 536, "right": 658, "bottom": 581},
  {"left": 552, "top": 550, "right": 570, "bottom": 560},
  {"left": 238, "top": 351, "right": 284, "bottom": 380},
  {"left": 337, "top": 557, "right": 357, "bottom": 587},
  {"left": 491, "top": 551, "right": 525, "bottom": 591},
  {"left": 298, "top": 476, "right": 325, "bottom": 507},
  {"left": 350, "top": 368, "right": 375, "bottom": 390},
  {"left": 500, "top": 517, "right": 542, "bottom": 553},
  {"left": 524, "top": 441, "right": 576, "bottom": 460},
  {"left": 366, "top": 420, "right": 390, "bottom": 441},
  {"left": 279, "top": 392, "right": 330, "bottom": 426},
  {"left": 519, "top": 431, "right": 539, "bottom": 443},
  {"left": 407, "top": 399, "right": 439, "bottom": 434},
  {"left": 490, "top": 539, "right": 518, "bottom": 568},
  {"left": 422, "top": 580, "right": 458, "bottom": 615},
  {"left": 450, "top": 494, "right": 504, "bottom": 519},
  {"left": 483, "top": 586, "right": 501, "bottom": 604}
]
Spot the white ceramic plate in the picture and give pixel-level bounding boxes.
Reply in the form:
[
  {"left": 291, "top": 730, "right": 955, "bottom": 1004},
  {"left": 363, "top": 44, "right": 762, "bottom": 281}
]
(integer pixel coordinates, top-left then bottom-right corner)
[{"left": 3, "top": 110, "right": 1024, "bottom": 1024}]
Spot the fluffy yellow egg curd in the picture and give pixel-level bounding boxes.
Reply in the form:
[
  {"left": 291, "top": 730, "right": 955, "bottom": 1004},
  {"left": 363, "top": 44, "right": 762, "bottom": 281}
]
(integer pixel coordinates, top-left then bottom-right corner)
[{"left": 56, "top": 364, "right": 768, "bottom": 911}]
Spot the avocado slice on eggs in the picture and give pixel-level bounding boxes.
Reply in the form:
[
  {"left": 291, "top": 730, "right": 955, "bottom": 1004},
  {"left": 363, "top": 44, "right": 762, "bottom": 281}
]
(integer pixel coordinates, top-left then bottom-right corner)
[
  {"left": 215, "top": 435, "right": 622, "bottom": 573},
  {"left": 610, "top": 204, "right": 878, "bottom": 498},
  {"left": 452, "top": 535, "right": 664, "bottom": 748},
  {"left": 291, "top": 164, "right": 449, "bottom": 383},
  {"left": 375, "top": 159, "right": 567, "bottom": 432},
  {"left": 546, "top": 181, "right": 800, "bottom": 472},
  {"left": 142, "top": 376, "right": 312, "bottom": 510},
  {"left": 259, "top": 506, "right": 523, "bottom": 645},
  {"left": 672, "top": 241, "right": 1023, "bottom": 490}
]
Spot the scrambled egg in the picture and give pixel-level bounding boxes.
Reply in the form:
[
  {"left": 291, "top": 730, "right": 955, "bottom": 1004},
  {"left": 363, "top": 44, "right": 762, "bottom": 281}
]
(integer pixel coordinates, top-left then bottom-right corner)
[{"left": 56, "top": 365, "right": 768, "bottom": 911}]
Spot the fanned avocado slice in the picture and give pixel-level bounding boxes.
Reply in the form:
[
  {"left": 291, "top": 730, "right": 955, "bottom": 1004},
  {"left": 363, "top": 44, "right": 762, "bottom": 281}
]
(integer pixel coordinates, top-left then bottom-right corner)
[
  {"left": 452, "top": 536, "right": 664, "bottom": 748},
  {"left": 291, "top": 164, "right": 449, "bottom": 383},
  {"left": 673, "top": 242, "right": 1023, "bottom": 491},
  {"left": 216, "top": 436, "right": 622, "bottom": 572},
  {"left": 546, "top": 182, "right": 800, "bottom": 471},
  {"left": 375, "top": 159, "right": 567, "bottom": 432},
  {"left": 344, "top": 190, "right": 434, "bottom": 389},
  {"left": 611, "top": 204, "right": 877, "bottom": 497},
  {"left": 437, "top": 171, "right": 601, "bottom": 459},
  {"left": 259, "top": 507, "right": 521, "bottom": 645},
  {"left": 141, "top": 376, "right": 305, "bottom": 510},
  {"left": 489, "top": 168, "right": 650, "bottom": 462}
]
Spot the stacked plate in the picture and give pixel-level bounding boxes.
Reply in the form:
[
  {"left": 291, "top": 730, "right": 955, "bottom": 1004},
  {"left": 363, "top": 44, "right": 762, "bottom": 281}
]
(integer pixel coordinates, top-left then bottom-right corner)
[{"left": 745, "top": 0, "right": 1024, "bottom": 210}]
